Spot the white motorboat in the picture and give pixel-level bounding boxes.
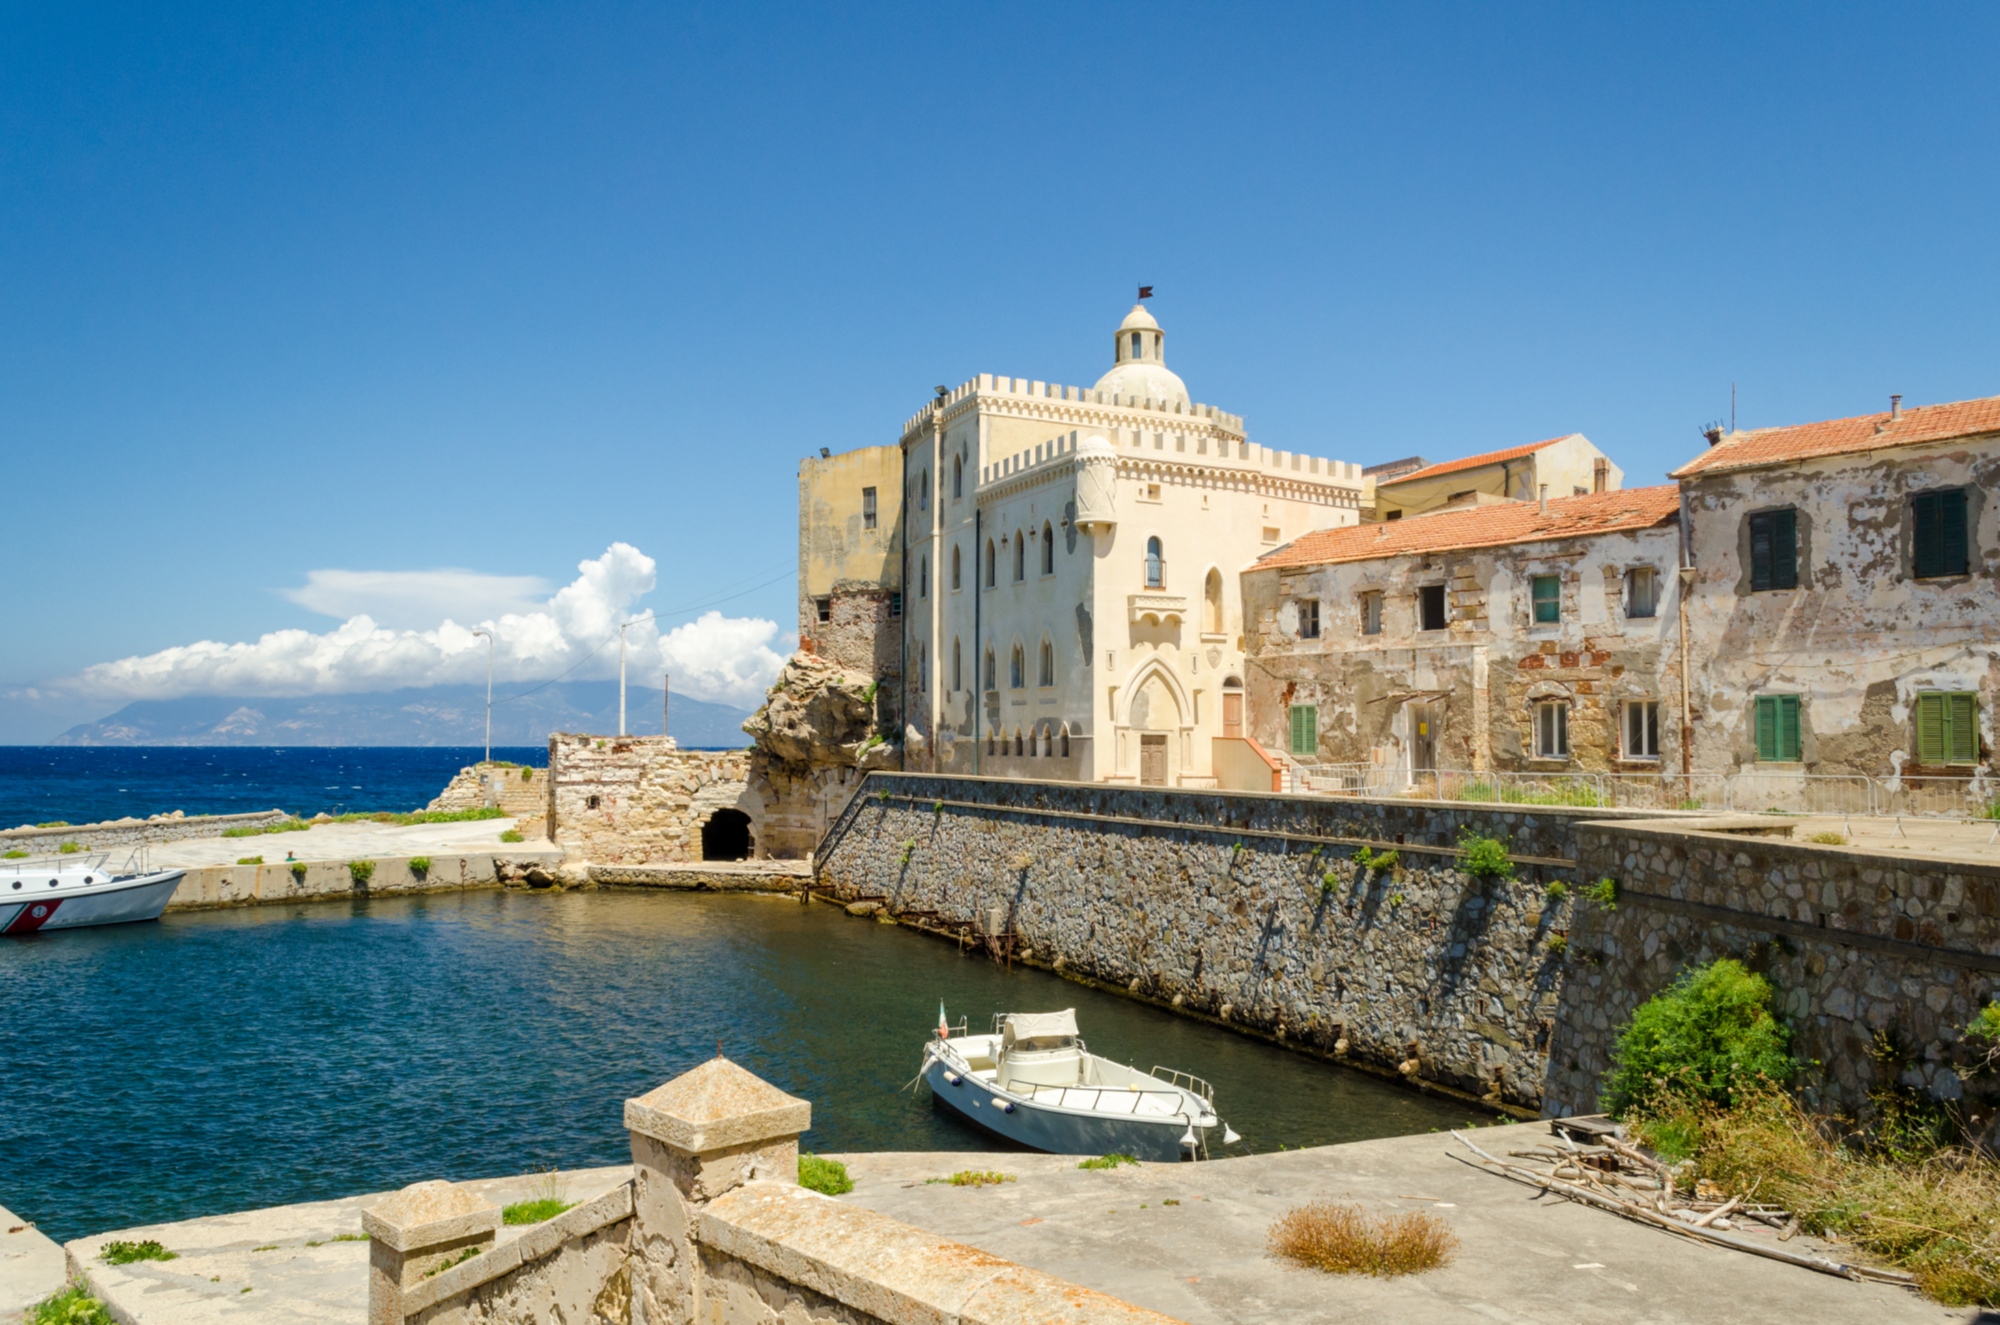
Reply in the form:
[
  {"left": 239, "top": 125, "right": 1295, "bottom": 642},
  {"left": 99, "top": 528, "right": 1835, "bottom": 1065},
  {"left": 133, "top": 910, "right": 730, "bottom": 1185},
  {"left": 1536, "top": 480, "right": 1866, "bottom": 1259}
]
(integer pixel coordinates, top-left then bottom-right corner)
[
  {"left": 1, "top": 852, "right": 186, "bottom": 935},
  {"left": 920, "top": 1008, "right": 1241, "bottom": 1161}
]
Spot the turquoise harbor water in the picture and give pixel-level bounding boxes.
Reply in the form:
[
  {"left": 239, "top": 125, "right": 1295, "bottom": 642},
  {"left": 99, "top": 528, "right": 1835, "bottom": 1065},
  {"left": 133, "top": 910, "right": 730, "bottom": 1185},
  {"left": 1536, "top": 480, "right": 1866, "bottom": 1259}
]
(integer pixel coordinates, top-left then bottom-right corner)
[{"left": 2, "top": 890, "right": 1482, "bottom": 1242}]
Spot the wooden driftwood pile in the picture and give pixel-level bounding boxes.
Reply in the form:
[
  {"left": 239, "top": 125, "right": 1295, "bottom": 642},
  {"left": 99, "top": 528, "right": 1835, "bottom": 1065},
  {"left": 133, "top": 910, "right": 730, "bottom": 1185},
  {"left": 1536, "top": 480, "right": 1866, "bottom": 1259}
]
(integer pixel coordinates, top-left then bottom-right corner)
[{"left": 1451, "top": 1118, "right": 1915, "bottom": 1288}]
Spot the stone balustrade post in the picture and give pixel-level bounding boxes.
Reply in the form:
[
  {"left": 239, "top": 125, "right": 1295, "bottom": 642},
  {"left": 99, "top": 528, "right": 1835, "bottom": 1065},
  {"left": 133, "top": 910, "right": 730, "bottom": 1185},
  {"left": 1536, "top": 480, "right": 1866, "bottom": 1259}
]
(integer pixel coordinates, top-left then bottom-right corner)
[
  {"left": 362, "top": 1179, "right": 501, "bottom": 1325},
  {"left": 623, "top": 1057, "right": 811, "bottom": 1325}
]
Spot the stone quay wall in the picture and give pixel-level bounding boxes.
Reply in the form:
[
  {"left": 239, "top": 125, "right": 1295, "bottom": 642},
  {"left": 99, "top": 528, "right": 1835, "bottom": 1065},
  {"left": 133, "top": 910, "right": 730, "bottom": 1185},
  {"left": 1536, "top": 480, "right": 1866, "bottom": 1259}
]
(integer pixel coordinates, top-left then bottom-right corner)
[
  {"left": 813, "top": 773, "right": 1615, "bottom": 1110},
  {"left": 1552, "top": 818, "right": 2000, "bottom": 1139},
  {"left": 547, "top": 735, "right": 757, "bottom": 865},
  {"left": 0, "top": 809, "right": 293, "bottom": 858},
  {"left": 163, "top": 849, "right": 566, "bottom": 911},
  {"left": 427, "top": 761, "right": 549, "bottom": 834}
]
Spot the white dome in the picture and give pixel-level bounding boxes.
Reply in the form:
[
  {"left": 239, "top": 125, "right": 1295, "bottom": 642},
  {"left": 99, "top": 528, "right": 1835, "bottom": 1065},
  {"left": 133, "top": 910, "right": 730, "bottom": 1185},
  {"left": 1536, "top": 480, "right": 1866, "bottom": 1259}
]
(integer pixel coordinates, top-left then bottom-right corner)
[
  {"left": 1094, "top": 302, "right": 1189, "bottom": 406},
  {"left": 1074, "top": 433, "right": 1117, "bottom": 458}
]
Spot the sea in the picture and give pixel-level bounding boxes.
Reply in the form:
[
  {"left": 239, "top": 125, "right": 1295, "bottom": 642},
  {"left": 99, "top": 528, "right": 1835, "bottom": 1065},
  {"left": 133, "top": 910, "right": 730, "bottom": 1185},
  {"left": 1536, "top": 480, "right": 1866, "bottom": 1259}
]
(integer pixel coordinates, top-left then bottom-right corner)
[{"left": 0, "top": 746, "right": 549, "bottom": 829}]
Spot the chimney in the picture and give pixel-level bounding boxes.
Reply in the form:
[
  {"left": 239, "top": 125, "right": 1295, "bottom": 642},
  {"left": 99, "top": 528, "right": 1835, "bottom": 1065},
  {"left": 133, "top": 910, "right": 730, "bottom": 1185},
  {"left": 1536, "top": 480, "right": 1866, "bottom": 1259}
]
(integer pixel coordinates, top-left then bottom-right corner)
[
  {"left": 1538, "top": 484, "right": 1548, "bottom": 514},
  {"left": 1890, "top": 394, "right": 1902, "bottom": 421},
  {"left": 1702, "top": 425, "right": 1724, "bottom": 447},
  {"left": 1592, "top": 457, "right": 1608, "bottom": 493}
]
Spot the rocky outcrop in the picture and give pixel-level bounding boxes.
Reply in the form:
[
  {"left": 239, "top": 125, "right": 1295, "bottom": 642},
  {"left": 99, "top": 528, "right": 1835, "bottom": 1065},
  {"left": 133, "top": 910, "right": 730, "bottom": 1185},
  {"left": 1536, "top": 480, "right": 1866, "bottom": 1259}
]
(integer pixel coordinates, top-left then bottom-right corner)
[{"left": 745, "top": 652, "right": 899, "bottom": 859}]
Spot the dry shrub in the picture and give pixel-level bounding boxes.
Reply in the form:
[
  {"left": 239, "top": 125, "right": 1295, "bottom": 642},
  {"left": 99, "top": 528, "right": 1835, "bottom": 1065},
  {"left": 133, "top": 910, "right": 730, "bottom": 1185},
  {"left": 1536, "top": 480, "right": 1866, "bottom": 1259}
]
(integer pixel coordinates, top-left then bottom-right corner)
[
  {"left": 1637, "top": 1089, "right": 2000, "bottom": 1306},
  {"left": 1267, "top": 1201, "right": 1457, "bottom": 1277}
]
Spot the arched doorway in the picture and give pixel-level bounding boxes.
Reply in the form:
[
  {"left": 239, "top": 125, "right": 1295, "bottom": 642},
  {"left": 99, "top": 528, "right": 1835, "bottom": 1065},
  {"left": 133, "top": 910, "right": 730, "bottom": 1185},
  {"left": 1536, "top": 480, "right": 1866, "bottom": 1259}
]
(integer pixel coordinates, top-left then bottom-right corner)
[{"left": 701, "top": 809, "right": 753, "bottom": 861}]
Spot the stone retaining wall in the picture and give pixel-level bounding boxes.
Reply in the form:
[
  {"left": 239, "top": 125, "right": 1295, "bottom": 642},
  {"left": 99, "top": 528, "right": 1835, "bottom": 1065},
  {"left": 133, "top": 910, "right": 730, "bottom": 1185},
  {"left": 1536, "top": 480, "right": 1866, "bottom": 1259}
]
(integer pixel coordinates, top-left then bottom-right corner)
[
  {"left": 547, "top": 734, "right": 758, "bottom": 865},
  {"left": 1553, "top": 818, "right": 2000, "bottom": 1138},
  {"left": 1, "top": 809, "right": 293, "bottom": 857},
  {"left": 813, "top": 772, "right": 1618, "bottom": 1109},
  {"left": 163, "top": 850, "right": 565, "bottom": 910}
]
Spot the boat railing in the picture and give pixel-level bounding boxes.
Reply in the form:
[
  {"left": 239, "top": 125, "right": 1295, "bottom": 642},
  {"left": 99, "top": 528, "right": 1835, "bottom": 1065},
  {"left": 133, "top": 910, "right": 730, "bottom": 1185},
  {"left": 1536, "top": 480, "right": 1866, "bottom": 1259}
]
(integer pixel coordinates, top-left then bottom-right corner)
[
  {"left": 3, "top": 850, "right": 114, "bottom": 875},
  {"left": 1147, "top": 1066, "right": 1215, "bottom": 1104},
  {"left": 1022, "top": 1083, "right": 1199, "bottom": 1115}
]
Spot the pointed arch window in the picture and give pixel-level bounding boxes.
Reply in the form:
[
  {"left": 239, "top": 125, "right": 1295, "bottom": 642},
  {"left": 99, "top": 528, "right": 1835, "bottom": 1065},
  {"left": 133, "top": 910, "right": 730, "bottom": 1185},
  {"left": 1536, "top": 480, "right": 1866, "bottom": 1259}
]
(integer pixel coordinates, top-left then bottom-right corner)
[
  {"left": 1203, "top": 568, "right": 1224, "bottom": 634},
  {"left": 919, "top": 469, "right": 928, "bottom": 511},
  {"left": 1145, "top": 537, "right": 1165, "bottom": 589},
  {"left": 1038, "top": 637, "right": 1054, "bottom": 687},
  {"left": 919, "top": 554, "right": 928, "bottom": 599},
  {"left": 950, "top": 543, "right": 961, "bottom": 591},
  {"left": 1041, "top": 522, "right": 1055, "bottom": 574},
  {"left": 1014, "top": 729, "right": 1024, "bottom": 757},
  {"left": 1059, "top": 724, "right": 1071, "bottom": 758},
  {"left": 983, "top": 647, "right": 996, "bottom": 692},
  {"left": 1013, "top": 533, "right": 1026, "bottom": 582},
  {"left": 985, "top": 539, "right": 996, "bottom": 588},
  {"left": 1130, "top": 331, "right": 1142, "bottom": 360},
  {"left": 1010, "top": 643, "right": 1024, "bottom": 689},
  {"left": 952, "top": 453, "right": 963, "bottom": 499},
  {"left": 952, "top": 637, "right": 962, "bottom": 692}
]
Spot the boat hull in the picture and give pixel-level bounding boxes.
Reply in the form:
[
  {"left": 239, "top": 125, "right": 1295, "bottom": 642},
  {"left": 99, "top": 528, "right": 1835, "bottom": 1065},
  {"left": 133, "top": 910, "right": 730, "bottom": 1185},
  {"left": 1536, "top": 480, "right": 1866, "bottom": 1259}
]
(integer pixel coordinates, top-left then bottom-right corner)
[
  {"left": 922, "top": 1054, "right": 1206, "bottom": 1162},
  {"left": 0, "top": 871, "right": 185, "bottom": 935}
]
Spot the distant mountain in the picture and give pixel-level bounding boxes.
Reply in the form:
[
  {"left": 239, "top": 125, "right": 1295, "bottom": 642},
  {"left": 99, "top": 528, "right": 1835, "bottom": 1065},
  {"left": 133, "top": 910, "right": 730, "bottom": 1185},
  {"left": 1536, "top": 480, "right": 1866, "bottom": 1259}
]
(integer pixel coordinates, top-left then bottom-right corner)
[{"left": 53, "top": 683, "right": 754, "bottom": 748}]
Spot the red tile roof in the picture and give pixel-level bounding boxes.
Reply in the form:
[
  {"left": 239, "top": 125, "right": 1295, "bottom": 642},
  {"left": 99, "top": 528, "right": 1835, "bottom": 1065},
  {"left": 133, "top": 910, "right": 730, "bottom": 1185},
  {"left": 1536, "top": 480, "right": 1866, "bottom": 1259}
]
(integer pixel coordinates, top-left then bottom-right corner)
[
  {"left": 1379, "top": 435, "right": 1574, "bottom": 487},
  {"left": 1253, "top": 486, "right": 1680, "bottom": 570},
  {"left": 1672, "top": 394, "right": 2000, "bottom": 478}
]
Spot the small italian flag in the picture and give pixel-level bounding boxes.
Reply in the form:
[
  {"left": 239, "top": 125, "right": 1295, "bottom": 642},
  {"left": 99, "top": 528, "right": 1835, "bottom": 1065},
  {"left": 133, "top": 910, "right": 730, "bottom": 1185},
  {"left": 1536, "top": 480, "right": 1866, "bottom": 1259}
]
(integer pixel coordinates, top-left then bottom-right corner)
[{"left": 937, "top": 1001, "right": 950, "bottom": 1039}]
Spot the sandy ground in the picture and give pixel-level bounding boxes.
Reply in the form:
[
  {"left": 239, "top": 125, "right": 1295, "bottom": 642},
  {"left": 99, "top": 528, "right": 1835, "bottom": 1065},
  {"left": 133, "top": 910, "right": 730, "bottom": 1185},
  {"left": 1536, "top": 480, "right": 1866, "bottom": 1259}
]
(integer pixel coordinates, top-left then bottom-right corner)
[{"left": 1786, "top": 813, "right": 2000, "bottom": 865}]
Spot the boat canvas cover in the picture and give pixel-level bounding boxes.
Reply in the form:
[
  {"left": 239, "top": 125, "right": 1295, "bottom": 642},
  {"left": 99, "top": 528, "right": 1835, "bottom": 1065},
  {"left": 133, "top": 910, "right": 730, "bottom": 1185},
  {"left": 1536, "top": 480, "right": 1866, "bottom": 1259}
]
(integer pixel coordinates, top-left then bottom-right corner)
[{"left": 1003, "top": 1009, "right": 1078, "bottom": 1049}]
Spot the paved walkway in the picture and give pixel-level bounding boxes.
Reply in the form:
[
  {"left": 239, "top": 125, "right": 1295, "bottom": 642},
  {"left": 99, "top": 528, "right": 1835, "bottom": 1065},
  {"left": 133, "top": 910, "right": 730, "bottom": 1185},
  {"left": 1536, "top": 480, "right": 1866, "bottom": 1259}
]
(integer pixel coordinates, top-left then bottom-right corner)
[
  {"left": 145, "top": 817, "right": 540, "bottom": 869},
  {"left": 42, "top": 1124, "right": 1976, "bottom": 1325},
  {"left": 0, "top": 1204, "right": 64, "bottom": 1320},
  {"left": 829, "top": 1124, "right": 1968, "bottom": 1325},
  {"left": 1789, "top": 813, "right": 2000, "bottom": 866}
]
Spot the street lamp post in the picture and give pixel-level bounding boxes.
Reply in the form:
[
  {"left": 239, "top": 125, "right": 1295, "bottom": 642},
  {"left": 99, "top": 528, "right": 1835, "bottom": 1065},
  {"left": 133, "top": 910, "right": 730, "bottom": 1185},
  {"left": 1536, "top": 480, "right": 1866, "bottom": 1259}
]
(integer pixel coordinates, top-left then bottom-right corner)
[
  {"left": 618, "top": 616, "right": 652, "bottom": 737},
  {"left": 471, "top": 629, "right": 493, "bottom": 765}
]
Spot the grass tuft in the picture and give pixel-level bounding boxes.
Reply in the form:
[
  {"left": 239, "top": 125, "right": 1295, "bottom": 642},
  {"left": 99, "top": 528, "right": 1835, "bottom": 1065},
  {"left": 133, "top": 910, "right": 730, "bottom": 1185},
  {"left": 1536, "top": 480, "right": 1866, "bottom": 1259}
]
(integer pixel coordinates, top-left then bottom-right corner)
[
  {"left": 1267, "top": 1201, "right": 1457, "bottom": 1276},
  {"left": 424, "top": 1245, "right": 481, "bottom": 1278},
  {"left": 1077, "top": 1153, "right": 1138, "bottom": 1170},
  {"left": 5, "top": 849, "right": 29, "bottom": 858},
  {"left": 347, "top": 860, "right": 375, "bottom": 885},
  {"left": 934, "top": 1170, "right": 1013, "bottom": 1187},
  {"left": 408, "top": 855, "right": 432, "bottom": 876},
  {"left": 36, "top": 821, "right": 69, "bottom": 828},
  {"left": 499, "top": 830, "right": 525, "bottom": 843},
  {"left": 28, "top": 1283, "right": 113, "bottom": 1325},
  {"left": 1807, "top": 830, "right": 1848, "bottom": 845},
  {"left": 331, "top": 1232, "right": 368, "bottom": 1243},
  {"left": 99, "top": 1240, "right": 176, "bottom": 1265},
  {"left": 58, "top": 842, "right": 84, "bottom": 854},
  {"left": 798, "top": 1153, "right": 854, "bottom": 1195},
  {"left": 237, "top": 856, "right": 264, "bottom": 866},
  {"left": 501, "top": 1198, "right": 573, "bottom": 1225},
  {"left": 289, "top": 861, "right": 308, "bottom": 880},
  {"left": 1455, "top": 831, "right": 1513, "bottom": 879}
]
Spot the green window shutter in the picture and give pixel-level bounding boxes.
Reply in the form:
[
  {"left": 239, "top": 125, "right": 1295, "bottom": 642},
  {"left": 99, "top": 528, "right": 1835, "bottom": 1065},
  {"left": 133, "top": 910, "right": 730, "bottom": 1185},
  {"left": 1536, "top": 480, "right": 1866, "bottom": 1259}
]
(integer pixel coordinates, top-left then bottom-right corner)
[
  {"left": 1948, "top": 693, "right": 1978, "bottom": 764},
  {"left": 1304, "top": 705, "right": 1317, "bottom": 754},
  {"left": 1777, "top": 695, "right": 1801, "bottom": 761},
  {"left": 1770, "top": 509, "right": 1797, "bottom": 589},
  {"left": 1750, "top": 516, "right": 1773, "bottom": 591},
  {"left": 1939, "top": 489, "right": 1969, "bottom": 577},
  {"left": 1532, "top": 575, "right": 1560, "bottom": 623},
  {"left": 1755, "top": 697, "right": 1776, "bottom": 760},
  {"left": 1913, "top": 492, "right": 1942, "bottom": 579},
  {"left": 1916, "top": 694, "right": 1946, "bottom": 764},
  {"left": 1289, "top": 705, "right": 1317, "bottom": 756}
]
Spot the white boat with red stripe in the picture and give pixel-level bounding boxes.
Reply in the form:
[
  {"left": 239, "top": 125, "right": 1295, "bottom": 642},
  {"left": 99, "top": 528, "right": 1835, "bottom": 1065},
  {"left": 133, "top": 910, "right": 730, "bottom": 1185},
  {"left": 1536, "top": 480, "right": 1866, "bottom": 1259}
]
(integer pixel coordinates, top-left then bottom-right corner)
[{"left": 2, "top": 852, "right": 186, "bottom": 935}]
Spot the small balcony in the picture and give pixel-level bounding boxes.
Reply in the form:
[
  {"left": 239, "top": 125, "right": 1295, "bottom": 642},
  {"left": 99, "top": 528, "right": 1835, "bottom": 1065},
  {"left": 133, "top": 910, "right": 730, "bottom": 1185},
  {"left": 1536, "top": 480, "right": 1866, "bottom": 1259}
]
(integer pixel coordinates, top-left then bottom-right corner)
[{"left": 1128, "top": 592, "right": 1189, "bottom": 625}]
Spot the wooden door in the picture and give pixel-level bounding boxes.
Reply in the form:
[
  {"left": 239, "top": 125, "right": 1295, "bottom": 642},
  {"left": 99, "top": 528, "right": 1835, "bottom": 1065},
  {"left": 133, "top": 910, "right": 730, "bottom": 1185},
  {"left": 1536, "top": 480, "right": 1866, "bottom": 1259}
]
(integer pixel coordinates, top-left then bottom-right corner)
[
  {"left": 1410, "top": 702, "right": 1438, "bottom": 774},
  {"left": 1140, "top": 734, "right": 1168, "bottom": 786},
  {"left": 1222, "top": 691, "right": 1243, "bottom": 738}
]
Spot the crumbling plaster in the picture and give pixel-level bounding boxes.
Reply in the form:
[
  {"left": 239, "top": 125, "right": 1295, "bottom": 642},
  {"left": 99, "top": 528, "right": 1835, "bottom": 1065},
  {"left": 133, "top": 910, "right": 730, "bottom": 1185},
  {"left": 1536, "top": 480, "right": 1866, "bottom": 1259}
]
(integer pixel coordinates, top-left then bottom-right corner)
[
  {"left": 1681, "top": 438, "right": 2000, "bottom": 777},
  {"left": 1242, "top": 523, "right": 1682, "bottom": 778}
]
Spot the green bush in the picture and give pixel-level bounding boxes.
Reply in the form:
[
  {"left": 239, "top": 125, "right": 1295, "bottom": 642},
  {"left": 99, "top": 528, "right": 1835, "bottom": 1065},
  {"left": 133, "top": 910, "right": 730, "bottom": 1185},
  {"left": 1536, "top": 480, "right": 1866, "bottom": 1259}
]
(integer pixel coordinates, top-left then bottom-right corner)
[
  {"left": 347, "top": 860, "right": 376, "bottom": 885},
  {"left": 29, "top": 1283, "right": 113, "bottom": 1325},
  {"left": 99, "top": 1240, "right": 176, "bottom": 1264},
  {"left": 58, "top": 842, "right": 83, "bottom": 854},
  {"left": 36, "top": 820, "right": 69, "bottom": 828},
  {"left": 223, "top": 819, "right": 310, "bottom": 838},
  {"left": 1456, "top": 832, "right": 1513, "bottom": 879},
  {"left": 408, "top": 856, "right": 432, "bottom": 876},
  {"left": 1545, "top": 933, "right": 1568, "bottom": 956},
  {"left": 799, "top": 1153, "right": 854, "bottom": 1195},
  {"left": 520, "top": 767, "right": 533, "bottom": 781},
  {"left": 1077, "top": 1153, "right": 1137, "bottom": 1170},
  {"left": 1543, "top": 879, "right": 1569, "bottom": 902},
  {"left": 290, "top": 861, "right": 308, "bottom": 880},
  {"left": 1603, "top": 958, "right": 1797, "bottom": 1115},
  {"left": 237, "top": 856, "right": 264, "bottom": 866},
  {"left": 1352, "top": 846, "right": 1397, "bottom": 873},
  {"left": 499, "top": 830, "right": 525, "bottom": 844},
  {"left": 1584, "top": 876, "right": 1619, "bottom": 910},
  {"left": 4, "top": 849, "right": 28, "bottom": 859}
]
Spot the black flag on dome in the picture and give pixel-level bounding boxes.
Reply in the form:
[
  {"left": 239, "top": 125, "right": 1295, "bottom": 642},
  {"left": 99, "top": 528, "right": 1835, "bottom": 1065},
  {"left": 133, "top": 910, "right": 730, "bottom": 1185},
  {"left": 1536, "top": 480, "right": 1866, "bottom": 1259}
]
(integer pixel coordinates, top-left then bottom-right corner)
[{"left": 1137, "top": 285, "right": 1154, "bottom": 300}]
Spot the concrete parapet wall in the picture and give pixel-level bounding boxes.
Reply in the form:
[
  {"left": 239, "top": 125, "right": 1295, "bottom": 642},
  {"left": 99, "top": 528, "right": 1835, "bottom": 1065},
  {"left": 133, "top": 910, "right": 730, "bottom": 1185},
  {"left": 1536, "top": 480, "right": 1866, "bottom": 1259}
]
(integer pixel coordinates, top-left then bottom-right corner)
[
  {"left": 164, "top": 850, "right": 564, "bottom": 910},
  {"left": 1, "top": 809, "right": 292, "bottom": 856},
  {"left": 813, "top": 773, "right": 1609, "bottom": 1109},
  {"left": 1552, "top": 819, "right": 2000, "bottom": 1136}
]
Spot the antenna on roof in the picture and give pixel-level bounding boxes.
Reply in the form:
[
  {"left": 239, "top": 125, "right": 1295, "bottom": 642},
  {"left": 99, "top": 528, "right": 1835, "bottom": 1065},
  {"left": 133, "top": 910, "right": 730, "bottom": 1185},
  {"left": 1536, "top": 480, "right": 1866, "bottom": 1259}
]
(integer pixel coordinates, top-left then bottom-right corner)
[
  {"left": 1730, "top": 382, "right": 1736, "bottom": 433},
  {"left": 1699, "top": 421, "right": 1725, "bottom": 447}
]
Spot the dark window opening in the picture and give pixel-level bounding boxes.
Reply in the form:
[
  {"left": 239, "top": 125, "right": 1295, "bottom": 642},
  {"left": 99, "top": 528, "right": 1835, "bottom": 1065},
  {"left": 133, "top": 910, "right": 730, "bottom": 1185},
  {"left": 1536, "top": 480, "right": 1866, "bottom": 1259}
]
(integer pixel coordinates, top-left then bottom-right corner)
[
  {"left": 1298, "top": 598, "right": 1320, "bottom": 639},
  {"left": 888, "top": 592, "right": 902, "bottom": 618},
  {"left": 1419, "top": 584, "right": 1447, "bottom": 631},
  {"left": 1749, "top": 508, "right": 1798, "bottom": 591},
  {"left": 861, "top": 487, "right": 877, "bottom": 529},
  {"left": 701, "top": 809, "right": 753, "bottom": 861},
  {"left": 1913, "top": 488, "right": 1970, "bottom": 579},
  {"left": 814, "top": 597, "right": 831, "bottom": 623},
  {"left": 586, "top": 795, "right": 601, "bottom": 810}
]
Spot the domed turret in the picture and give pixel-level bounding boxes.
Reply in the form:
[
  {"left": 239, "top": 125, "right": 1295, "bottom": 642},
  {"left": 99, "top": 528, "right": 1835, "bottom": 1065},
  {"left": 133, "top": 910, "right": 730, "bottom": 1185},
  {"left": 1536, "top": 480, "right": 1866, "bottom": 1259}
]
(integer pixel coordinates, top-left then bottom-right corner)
[
  {"left": 1093, "top": 303, "right": 1190, "bottom": 407},
  {"left": 1072, "top": 434, "right": 1118, "bottom": 534}
]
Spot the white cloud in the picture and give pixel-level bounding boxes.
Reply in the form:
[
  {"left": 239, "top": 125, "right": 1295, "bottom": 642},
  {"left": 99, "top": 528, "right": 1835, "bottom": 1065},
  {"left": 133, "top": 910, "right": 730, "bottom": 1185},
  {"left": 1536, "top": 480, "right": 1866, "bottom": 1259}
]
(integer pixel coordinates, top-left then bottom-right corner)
[
  {"left": 283, "top": 568, "right": 550, "bottom": 630},
  {"left": 67, "top": 543, "right": 790, "bottom": 708}
]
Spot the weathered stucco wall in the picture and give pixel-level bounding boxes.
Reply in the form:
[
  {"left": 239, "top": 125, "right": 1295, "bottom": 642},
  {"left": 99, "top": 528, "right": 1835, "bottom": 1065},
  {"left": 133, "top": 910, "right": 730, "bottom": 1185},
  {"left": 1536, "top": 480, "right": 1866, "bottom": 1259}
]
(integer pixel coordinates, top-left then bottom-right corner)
[
  {"left": 1681, "top": 436, "right": 2000, "bottom": 778},
  {"left": 1242, "top": 519, "right": 1683, "bottom": 778},
  {"left": 815, "top": 773, "right": 1602, "bottom": 1109},
  {"left": 1550, "top": 819, "right": 2000, "bottom": 1142},
  {"left": 548, "top": 735, "right": 757, "bottom": 865}
]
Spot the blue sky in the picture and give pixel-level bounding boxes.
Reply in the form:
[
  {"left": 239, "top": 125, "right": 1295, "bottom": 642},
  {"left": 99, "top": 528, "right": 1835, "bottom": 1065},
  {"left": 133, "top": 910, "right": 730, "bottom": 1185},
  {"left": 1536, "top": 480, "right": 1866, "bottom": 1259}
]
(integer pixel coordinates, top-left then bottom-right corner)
[{"left": 3, "top": 2, "right": 1997, "bottom": 738}]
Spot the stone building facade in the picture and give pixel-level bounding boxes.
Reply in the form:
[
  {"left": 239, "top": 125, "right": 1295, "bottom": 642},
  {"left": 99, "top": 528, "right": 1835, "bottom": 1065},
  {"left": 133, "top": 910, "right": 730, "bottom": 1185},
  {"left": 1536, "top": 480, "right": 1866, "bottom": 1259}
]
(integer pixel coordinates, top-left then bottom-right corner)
[
  {"left": 1372, "top": 433, "right": 1622, "bottom": 521},
  {"left": 546, "top": 734, "right": 757, "bottom": 865},
  {"left": 796, "top": 443, "right": 903, "bottom": 702},
  {"left": 1240, "top": 487, "right": 1686, "bottom": 782},
  {"left": 1672, "top": 395, "right": 2000, "bottom": 782},
  {"left": 882, "top": 301, "right": 1370, "bottom": 787}
]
